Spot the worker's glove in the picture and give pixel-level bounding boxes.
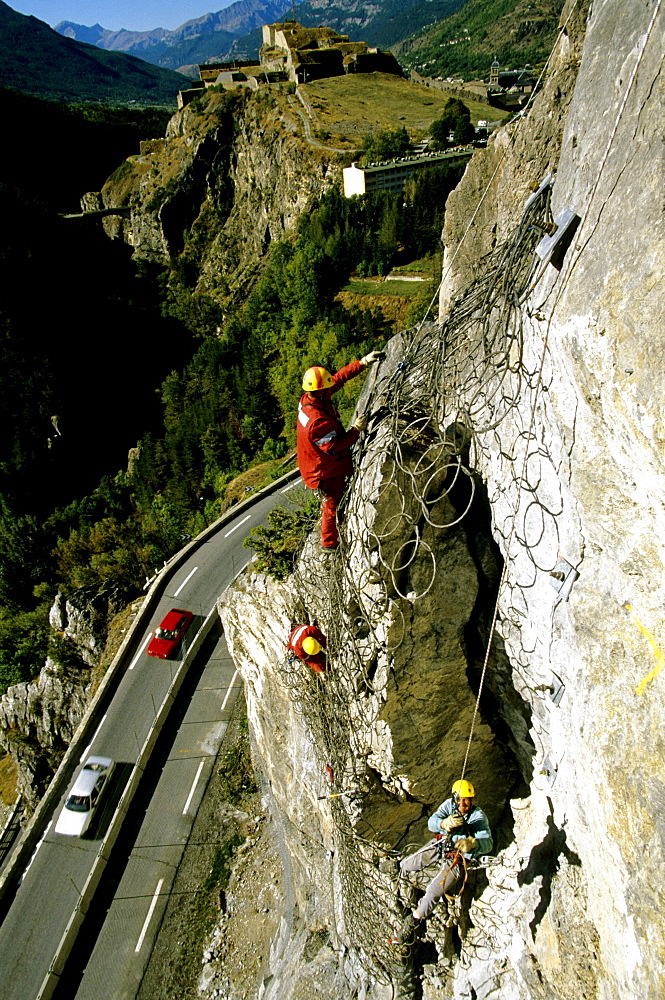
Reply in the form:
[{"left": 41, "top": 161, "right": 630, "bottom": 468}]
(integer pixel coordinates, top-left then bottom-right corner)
[
  {"left": 361, "top": 350, "right": 385, "bottom": 366},
  {"left": 453, "top": 836, "right": 477, "bottom": 854},
  {"left": 353, "top": 413, "right": 369, "bottom": 432},
  {"left": 441, "top": 815, "right": 465, "bottom": 833}
]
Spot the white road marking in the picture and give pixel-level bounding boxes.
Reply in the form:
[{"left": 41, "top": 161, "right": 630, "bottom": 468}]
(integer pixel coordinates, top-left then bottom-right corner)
[
  {"left": 280, "top": 480, "right": 299, "bottom": 493},
  {"left": 220, "top": 669, "right": 240, "bottom": 712},
  {"left": 174, "top": 566, "right": 198, "bottom": 597},
  {"left": 81, "top": 715, "right": 107, "bottom": 762},
  {"left": 182, "top": 760, "right": 206, "bottom": 815},
  {"left": 22, "top": 821, "right": 53, "bottom": 879},
  {"left": 129, "top": 634, "right": 152, "bottom": 670},
  {"left": 135, "top": 879, "right": 164, "bottom": 953},
  {"left": 224, "top": 513, "right": 251, "bottom": 537}
]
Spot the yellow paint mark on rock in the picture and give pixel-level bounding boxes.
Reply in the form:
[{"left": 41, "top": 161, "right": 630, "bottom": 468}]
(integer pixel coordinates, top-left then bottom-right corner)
[{"left": 624, "top": 603, "right": 663, "bottom": 694}]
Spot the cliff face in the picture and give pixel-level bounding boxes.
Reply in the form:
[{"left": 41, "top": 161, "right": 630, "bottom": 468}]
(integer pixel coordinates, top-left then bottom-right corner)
[
  {"left": 0, "top": 588, "right": 126, "bottom": 812},
  {"left": 439, "top": 0, "right": 590, "bottom": 313},
  {"left": 218, "top": 1, "right": 665, "bottom": 997},
  {"left": 435, "top": 1, "right": 665, "bottom": 991},
  {"left": 94, "top": 88, "right": 343, "bottom": 299}
]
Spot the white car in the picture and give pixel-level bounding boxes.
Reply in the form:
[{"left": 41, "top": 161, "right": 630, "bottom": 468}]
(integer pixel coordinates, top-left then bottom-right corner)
[{"left": 54, "top": 756, "right": 115, "bottom": 837}]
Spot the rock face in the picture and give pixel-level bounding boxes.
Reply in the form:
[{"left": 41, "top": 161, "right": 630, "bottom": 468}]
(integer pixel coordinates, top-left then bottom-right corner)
[
  {"left": 94, "top": 88, "right": 342, "bottom": 298},
  {"left": 0, "top": 588, "right": 123, "bottom": 811},
  {"left": 219, "top": 1, "right": 665, "bottom": 997},
  {"left": 439, "top": 0, "right": 591, "bottom": 314}
]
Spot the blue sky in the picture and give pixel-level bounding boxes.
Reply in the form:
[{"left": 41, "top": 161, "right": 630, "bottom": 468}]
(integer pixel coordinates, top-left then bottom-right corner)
[{"left": 7, "top": 1, "right": 232, "bottom": 31}]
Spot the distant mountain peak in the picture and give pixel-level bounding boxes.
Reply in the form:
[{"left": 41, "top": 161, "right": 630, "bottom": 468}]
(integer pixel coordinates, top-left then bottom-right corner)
[{"left": 0, "top": 4, "right": 187, "bottom": 104}]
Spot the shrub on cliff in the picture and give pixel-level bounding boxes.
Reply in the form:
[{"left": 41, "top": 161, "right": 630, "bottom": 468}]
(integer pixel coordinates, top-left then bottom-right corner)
[
  {"left": 243, "top": 492, "right": 320, "bottom": 580},
  {"left": 0, "top": 602, "right": 50, "bottom": 694}
]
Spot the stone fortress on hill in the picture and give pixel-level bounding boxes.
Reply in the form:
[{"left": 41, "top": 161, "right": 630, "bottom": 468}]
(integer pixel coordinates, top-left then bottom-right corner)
[
  {"left": 259, "top": 21, "right": 402, "bottom": 82},
  {"left": 177, "top": 20, "right": 402, "bottom": 106}
]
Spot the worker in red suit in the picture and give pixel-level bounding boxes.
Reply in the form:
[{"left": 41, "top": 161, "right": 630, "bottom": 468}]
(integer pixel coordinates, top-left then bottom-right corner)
[
  {"left": 287, "top": 623, "right": 327, "bottom": 673},
  {"left": 296, "top": 352, "right": 383, "bottom": 549}
]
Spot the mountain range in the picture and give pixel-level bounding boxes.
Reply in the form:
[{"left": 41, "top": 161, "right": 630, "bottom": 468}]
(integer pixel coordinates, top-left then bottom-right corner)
[
  {"left": 55, "top": 0, "right": 470, "bottom": 71},
  {"left": 55, "top": 0, "right": 292, "bottom": 71},
  {"left": 0, "top": 1, "right": 188, "bottom": 103}
]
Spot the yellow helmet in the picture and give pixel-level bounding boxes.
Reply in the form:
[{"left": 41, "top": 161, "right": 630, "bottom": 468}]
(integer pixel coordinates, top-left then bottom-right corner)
[
  {"left": 302, "top": 366, "right": 334, "bottom": 391},
  {"left": 302, "top": 636, "right": 322, "bottom": 656},
  {"left": 452, "top": 779, "right": 475, "bottom": 799}
]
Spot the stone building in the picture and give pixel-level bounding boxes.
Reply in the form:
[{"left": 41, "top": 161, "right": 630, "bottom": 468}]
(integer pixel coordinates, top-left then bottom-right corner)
[{"left": 259, "top": 21, "right": 402, "bottom": 84}]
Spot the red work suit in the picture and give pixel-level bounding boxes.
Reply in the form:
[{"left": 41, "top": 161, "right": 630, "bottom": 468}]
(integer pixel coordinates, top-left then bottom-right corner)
[
  {"left": 296, "top": 360, "right": 364, "bottom": 548},
  {"left": 286, "top": 624, "right": 327, "bottom": 673}
]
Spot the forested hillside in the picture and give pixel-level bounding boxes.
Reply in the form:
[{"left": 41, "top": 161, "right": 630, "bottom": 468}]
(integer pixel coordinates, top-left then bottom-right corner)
[
  {"left": 397, "top": 0, "right": 565, "bottom": 79},
  {"left": 0, "top": 91, "right": 182, "bottom": 691},
  {"left": 0, "top": 83, "right": 463, "bottom": 697}
]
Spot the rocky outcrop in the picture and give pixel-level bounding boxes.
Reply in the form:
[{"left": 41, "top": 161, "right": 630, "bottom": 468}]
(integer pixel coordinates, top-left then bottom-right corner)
[
  {"left": 219, "top": 536, "right": 512, "bottom": 997},
  {"left": 0, "top": 588, "right": 124, "bottom": 811},
  {"left": 0, "top": 659, "right": 89, "bottom": 811},
  {"left": 218, "top": 1, "right": 665, "bottom": 997},
  {"left": 93, "top": 87, "right": 342, "bottom": 299},
  {"left": 439, "top": 0, "right": 591, "bottom": 315}
]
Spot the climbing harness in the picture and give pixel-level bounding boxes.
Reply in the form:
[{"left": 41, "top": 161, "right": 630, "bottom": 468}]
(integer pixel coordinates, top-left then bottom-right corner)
[{"left": 439, "top": 850, "right": 468, "bottom": 901}]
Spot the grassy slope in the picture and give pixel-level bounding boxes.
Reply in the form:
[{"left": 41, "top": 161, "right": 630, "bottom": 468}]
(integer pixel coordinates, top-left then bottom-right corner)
[{"left": 299, "top": 72, "right": 504, "bottom": 147}]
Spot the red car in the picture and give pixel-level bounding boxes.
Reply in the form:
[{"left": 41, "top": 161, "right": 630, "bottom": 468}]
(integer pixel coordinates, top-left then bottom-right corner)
[{"left": 146, "top": 608, "right": 194, "bottom": 659}]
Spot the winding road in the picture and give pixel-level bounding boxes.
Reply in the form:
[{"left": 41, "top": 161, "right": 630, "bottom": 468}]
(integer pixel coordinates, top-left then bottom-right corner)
[{"left": 0, "top": 472, "right": 303, "bottom": 1000}]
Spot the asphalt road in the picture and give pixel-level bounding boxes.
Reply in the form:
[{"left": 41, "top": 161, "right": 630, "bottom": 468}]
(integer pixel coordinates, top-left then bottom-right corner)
[
  {"left": 0, "top": 475, "right": 303, "bottom": 1000},
  {"left": 71, "top": 628, "right": 241, "bottom": 1000}
]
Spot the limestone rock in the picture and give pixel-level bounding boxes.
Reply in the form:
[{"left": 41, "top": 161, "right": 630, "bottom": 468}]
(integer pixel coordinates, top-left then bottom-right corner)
[
  {"left": 218, "top": 1, "right": 665, "bottom": 997},
  {"left": 0, "top": 587, "right": 124, "bottom": 811},
  {"left": 94, "top": 90, "right": 341, "bottom": 293}
]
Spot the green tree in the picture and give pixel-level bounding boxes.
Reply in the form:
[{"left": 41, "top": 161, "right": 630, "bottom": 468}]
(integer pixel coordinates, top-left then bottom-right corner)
[
  {"left": 361, "top": 126, "right": 411, "bottom": 163},
  {"left": 430, "top": 98, "right": 472, "bottom": 148},
  {"left": 0, "top": 602, "right": 50, "bottom": 694},
  {"left": 243, "top": 493, "right": 321, "bottom": 580},
  {"left": 454, "top": 118, "right": 476, "bottom": 145}
]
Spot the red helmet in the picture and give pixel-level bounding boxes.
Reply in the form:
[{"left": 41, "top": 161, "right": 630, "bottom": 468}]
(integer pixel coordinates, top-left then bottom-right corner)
[{"left": 302, "top": 366, "right": 334, "bottom": 391}]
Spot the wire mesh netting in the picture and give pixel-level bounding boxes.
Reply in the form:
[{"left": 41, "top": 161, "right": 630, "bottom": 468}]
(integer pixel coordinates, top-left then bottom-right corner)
[{"left": 281, "top": 180, "right": 558, "bottom": 987}]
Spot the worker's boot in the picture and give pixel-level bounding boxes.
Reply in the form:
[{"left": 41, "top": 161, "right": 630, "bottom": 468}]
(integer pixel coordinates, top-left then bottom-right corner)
[
  {"left": 393, "top": 912, "right": 422, "bottom": 945},
  {"left": 379, "top": 857, "right": 400, "bottom": 876}
]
